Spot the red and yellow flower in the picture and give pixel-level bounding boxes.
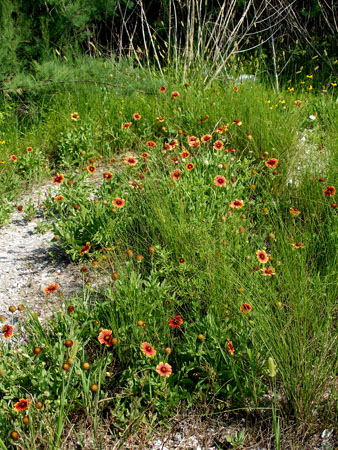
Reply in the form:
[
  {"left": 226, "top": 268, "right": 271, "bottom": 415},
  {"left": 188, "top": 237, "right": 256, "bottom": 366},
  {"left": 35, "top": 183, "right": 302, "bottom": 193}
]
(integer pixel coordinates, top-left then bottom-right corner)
[
  {"left": 2, "top": 324, "right": 13, "bottom": 338},
  {"left": 44, "top": 283, "right": 60, "bottom": 293},
  {"left": 98, "top": 329, "right": 114, "bottom": 346},
  {"left": 141, "top": 342, "right": 156, "bottom": 357},
  {"left": 291, "top": 242, "right": 305, "bottom": 248},
  {"left": 227, "top": 339, "right": 235, "bottom": 355},
  {"left": 240, "top": 303, "right": 252, "bottom": 313},
  {"left": 324, "top": 186, "right": 335, "bottom": 197},
  {"left": 87, "top": 165, "right": 96, "bottom": 174},
  {"left": 103, "top": 172, "right": 113, "bottom": 180},
  {"left": 14, "top": 399, "right": 30, "bottom": 412},
  {"left": 256, "top": 250, "right": 268, "bottom": 264},
  {"left": 80, "top": 242, "right": 91, "bottom": 256},
  {"left": 169, "top": 315, "right": 183, "bottom": 328},
  {"left": 146, "top": 141, "right": 156, "bottom": 147},
  {"left": 170, "top": 169, "right": 182, "bottom": 181},
  {"left": 290, "top": 207, "right": 301, "bottom": 216},
  {"left": 213, "top": 141, "right": 224, "bottom": 150},
  {"left": 125, "top": 157, "right": 137, "bottom": 166},
  {"left": 214, "top": 176, "right": 226, "bottom": 187},
  {"left": 201, "top": 134, "right": 212, "bottom": 143},
  {"left": 230, "top": 200, "right": 244, "bottom": 210},
  {"left": 112, "top": 198, "right": 125, "bottom": 208},
  {"left": 156, "top": 362, "right": 172, "bottom": 377},
  {"left": 265, "top": 158, "right": 278, "bottom": 168},
  {"left": 261, "top": 267, "right": 276, "bottom": 276}
]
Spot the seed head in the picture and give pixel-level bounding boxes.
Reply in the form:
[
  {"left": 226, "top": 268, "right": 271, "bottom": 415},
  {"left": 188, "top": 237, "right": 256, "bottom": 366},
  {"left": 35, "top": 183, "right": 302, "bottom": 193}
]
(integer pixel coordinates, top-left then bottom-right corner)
[
  {"left": 10, "top": 431, "right": 20, "bottom": 440},
  {"left": 62, "top": 363, "right": 70, "bottom": 372}
]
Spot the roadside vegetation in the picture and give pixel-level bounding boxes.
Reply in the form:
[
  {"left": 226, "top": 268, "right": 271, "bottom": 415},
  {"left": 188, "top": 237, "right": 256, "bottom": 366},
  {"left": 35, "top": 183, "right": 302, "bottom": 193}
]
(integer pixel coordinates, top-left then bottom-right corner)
[{"left": 1, "top": 1, "right": 338, "bottom": 448}]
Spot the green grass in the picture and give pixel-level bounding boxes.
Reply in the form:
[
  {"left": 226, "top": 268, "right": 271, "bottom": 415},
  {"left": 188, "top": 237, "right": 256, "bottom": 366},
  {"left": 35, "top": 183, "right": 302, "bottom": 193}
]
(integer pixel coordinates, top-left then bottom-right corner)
[{"left": 0, "top": 56, "right": 337, "bottom": 448}]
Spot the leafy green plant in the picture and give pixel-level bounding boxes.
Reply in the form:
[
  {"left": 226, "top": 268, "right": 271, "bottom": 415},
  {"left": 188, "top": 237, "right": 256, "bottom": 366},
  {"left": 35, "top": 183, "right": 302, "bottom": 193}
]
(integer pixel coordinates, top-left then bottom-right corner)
[{"left": 225, "top": 429, "right": 246, "bottom": 448}]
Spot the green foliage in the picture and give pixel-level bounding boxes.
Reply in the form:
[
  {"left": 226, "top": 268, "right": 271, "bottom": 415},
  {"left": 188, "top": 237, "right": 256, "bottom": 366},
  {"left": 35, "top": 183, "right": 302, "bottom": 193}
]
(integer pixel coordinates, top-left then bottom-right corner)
[{"left": 0, "top": 59, "right": 337, "bottom": 446}]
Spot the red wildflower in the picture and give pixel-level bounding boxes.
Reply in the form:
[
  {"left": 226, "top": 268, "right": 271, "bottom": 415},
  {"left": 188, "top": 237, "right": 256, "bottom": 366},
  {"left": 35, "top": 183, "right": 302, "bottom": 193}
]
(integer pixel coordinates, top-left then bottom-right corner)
[
  {"left": 52, "top": 173, "right": 64, "bottom": 184},
  {"left": 261, "top": 267, "right": 276, "bottom": 276},
  {"left": 133, "top": 113, "right": 141, "bottom": 120},
  {"left": 171, "top": 91, "right": 179, "bottom": 98},
  {"left": 169, "top": 140, "right": 178, "bottom": 149},
  {"left": 240, "top": 303, "right": 252, "bottom": 313},
  {"left": 230, "top": 200, "right": 244, "bottom": 209},
  {"left": 26, "top": 147, "right": 33, "bottom": 152},
  {"left": 291, "top": 242, "right": 305, "bottom": 248},
  {"left": 98, "top": 329, "right": 113, "bottom": 347},
  {"left": 290, "top": 207, "right": 301, "bottom": 216},
  {"left": 2, "top": 324, "right": 13, "bottom": 338},
  {"left": 170, "top": 169, "right": 182, "bottom": 180},
  {"left": 103, "top": 172, "right": 113, "bottom": 180},
  {"left": 227, "top": 340, "right": 235, "bottom": 355},
  {"left": 141, "top": 342, "right": 156, "bottom": 357},
  {"left": 44, "top": 283, "right": 60, "bottom": 293},
  {"left": 54, "top": 195, "right": 64, "bottom": 202},
  {"left": 141, "top": 152, "right": 148, "bottom": 158},
  {"left": 122, "top": 122, "right": 132, "bottom": 129},
  {"left": 10, "top": 155, "right": 17, "bottom": 162},
  {"left": 156, "top": 362, "right": 172, "bottom": 377},
  {"left": 156, "top": 116, "right": 164, "bottom": 122},
  {"left": 324, "top": 186, "right": 336, "bottom": 197},
  {"left": 256, "top": 250, "right": 268, "bottom": 264},
  {"left": 14, "top": 399, "right": 30, "bottom": 412},
  {"left": 71, "top": 112, "right": 79, "bottom": 121},
  {"left": 159, "top": 86, "right": 167, "bottom": 92},
  {"left": 188, "top": 136, "right": 200, "bottom": 147},
  {"left": 214, "top": 175, "right": 226, "bottom": 187},
  {"left": 125, "top": 157, "right": 137, "bottom": 165},
  {"left": 87, "top": 165, "right": 96, "bottom": 173},
  {"left": 146, "top": 141, "right": 156, "bottom": 147},
  {"left": 186, "top": 162, "right": 194, "bottom": 170},
  {"left": 169, "top": 315, "right": 183, "bottom": 328},
  {"left": 112, "top": 198, "right": 125, "bottom": 208},
  {"left": 225, "top": 148, "right": 236, "bottom": 153},
  {"left": 216, "top": 125, "right": 228, "bottom": 134},
  {"left": 201, "top": 134, "right": 212, "bottom": 143},
  {"left": 180, "top": 151, "right": 190, "bottom": 159},
  {"left": 233, "top": 119, "right": 242, "bottom": 126},
  {"left": 213, "top": 141, "right": 224, "bottom": 150},
  {"left": 265, "top": 158, "right": 279, "bottom": 168},
  {"left": 80, "top": 242, "right": 91, "bottom": 256}
]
